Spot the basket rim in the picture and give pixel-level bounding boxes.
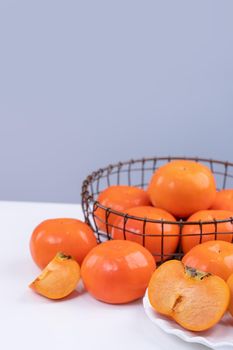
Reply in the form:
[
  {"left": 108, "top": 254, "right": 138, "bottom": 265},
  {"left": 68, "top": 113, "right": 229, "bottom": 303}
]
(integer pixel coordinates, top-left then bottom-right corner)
[{"left": 81, "top": 155, "right": 233, "bottom": 226}]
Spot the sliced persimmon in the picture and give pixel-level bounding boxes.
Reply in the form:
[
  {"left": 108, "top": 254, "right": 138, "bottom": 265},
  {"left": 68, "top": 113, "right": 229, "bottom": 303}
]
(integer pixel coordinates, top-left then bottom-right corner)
[
  {"left": 148, "top": 260, "right": 230, "bottom": 331},
  {"left": 227, "top": 273, "right": 233, "bottom": 317},
  {"left": 29, "top": 252, "right": 80, "bottom": 300}
]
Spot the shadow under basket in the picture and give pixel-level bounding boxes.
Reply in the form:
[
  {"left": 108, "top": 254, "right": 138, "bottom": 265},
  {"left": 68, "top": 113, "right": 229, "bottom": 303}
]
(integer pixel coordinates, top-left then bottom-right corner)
[{"left": 81, "top": 156, "right": 233, "bottom": 263}]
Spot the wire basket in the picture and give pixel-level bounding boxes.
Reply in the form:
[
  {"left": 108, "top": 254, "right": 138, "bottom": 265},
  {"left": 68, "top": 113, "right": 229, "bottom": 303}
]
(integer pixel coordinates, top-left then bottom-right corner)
[{"left": 81, "top": 156, "right": 233, "bottom": 263}]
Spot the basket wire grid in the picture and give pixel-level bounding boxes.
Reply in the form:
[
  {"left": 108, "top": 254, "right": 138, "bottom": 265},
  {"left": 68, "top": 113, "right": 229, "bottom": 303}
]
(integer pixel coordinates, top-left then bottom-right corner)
[{"left": 81, "top": 157, "right": 233, "bottom": 262}]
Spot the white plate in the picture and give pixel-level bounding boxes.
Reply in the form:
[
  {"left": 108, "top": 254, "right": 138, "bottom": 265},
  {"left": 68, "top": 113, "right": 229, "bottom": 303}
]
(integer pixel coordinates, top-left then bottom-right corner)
[{"left": 143, "top": 290, "right": 233, "bottom": 350}]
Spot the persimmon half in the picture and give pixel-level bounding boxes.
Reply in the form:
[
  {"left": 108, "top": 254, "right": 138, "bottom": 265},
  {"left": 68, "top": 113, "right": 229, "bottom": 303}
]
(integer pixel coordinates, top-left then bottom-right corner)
[
  {"left": 94, "top": 185, "right": 151, "bottom": 233},
  {"left": 227, "top": 273, "right": 233, "bottom": 317},
  {"left": 30, "top": 218, "right": 97, "bottom": 269},
  {"left": 211, "top": 189, "right": 233, "bottom": 212},
  {"left": 148, "top": 160, "right": 216, "bottom": 218},
  {"left": 183, "top": 240, "right": 233, "bottom": 281},
  {"left": 148, "top": 260, "right": 230, "bottom": 331},
  {"left": 81, "top": 240, "right": 155, "bottom": 304},
  {"left": 111, "top": 206, "right": 179, "bottom": 262},
  {"left": 29, "top": 252, "right": 80, "bottom": 299},
  {"left": 182, "top": 210, "right": 233, "bottom": 254}
]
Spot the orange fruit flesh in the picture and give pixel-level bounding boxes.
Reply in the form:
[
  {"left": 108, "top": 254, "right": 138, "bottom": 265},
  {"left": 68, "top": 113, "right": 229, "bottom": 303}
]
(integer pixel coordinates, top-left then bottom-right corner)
[
  {"left": 148, "top": 260, "right": 230, "bottom": 331},
  {"left": 227, "top": 274, "right": 233, "bottom": 317},
  {"left": 29, "top": 252, "right": 80, "bottom": 299}
]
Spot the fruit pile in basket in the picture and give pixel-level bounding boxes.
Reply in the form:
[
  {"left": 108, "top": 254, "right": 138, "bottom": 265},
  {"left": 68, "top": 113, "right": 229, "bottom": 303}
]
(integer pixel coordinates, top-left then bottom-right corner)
[{"left": 29, "top": 159, "right": 233, "bottom": 332}]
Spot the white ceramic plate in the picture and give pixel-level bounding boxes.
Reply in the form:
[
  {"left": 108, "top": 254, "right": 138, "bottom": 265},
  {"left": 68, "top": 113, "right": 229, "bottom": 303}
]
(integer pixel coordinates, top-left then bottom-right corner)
[{"left": 143, "top": 291, "right": 233, "bottom": 350}]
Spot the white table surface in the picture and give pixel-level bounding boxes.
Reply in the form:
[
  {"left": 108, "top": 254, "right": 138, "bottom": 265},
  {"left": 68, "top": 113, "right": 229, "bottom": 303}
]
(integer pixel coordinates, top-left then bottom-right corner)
[{"left": 0, "top": 201, "right": 208, "bottom": 350}]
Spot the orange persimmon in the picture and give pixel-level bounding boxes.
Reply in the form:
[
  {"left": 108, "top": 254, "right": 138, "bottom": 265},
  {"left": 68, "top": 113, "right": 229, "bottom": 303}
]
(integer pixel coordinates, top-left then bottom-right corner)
[
  {"left": 94, "top": 185, "right": 151, "bottom": 233},
  {"left": 211, "top": 189, "right": 233, "bottom": 212},
  {"left": 148, "top": 260, "right": 230, "bottom": 331},
  {"left": 148, "top": 160, "right": 216, "bottom": 218},
  {"left": 30, "top": 218, "right": 97, "bottom": 269},
  {"left": 111, "top": 206, "right": 179, "bottom": 262},
  {"left": 81, "top": 240, "right": 155, "bottom": 304},
  {"left": 181, "top": 210, "right": 233, "bottom": 254},
  {"left": 29, "top": 252, "right": 80, "bottom": 299},
  {"left": 182, "top": 240, "right": 233, "bottom": 281}
]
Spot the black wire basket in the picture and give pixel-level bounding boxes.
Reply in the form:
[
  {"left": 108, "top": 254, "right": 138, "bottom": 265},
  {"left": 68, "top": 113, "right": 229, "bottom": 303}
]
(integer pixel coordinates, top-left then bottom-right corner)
[{"left": 81, "top": 156, "right": 233, "bottom": 263}]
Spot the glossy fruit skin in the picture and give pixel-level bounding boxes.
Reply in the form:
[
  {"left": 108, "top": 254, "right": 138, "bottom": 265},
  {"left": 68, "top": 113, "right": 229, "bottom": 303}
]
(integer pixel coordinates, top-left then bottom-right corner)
[
  {"left": 30, "top": 218, "right": 97, "bottom": 269},
  {"left": 211, "top": 189, "right": 233, "bottom": 212},
  {"left": 81, "top": 240, "right": 156, "bottom": 304},
  {"left": 111, "top": 206, "right": 179, "bottom": 262},
  {"left": 182, "top": 210, "right": 233, "bottom": 254},
  {"left": 227, "top": 273, "right": 233, "bottom": 317},
  {"left": 95, "top": 185, "right": 151, "bottom": 233},
  {"left": 148, "top": 260, "right": 230, "bottom": 332},
  {"left": 29, "top": 252, "right": 80, "bottom": 300},
  {"left": 148, "top": 160, "right": 216, "bottom": 218},
  {"left": 182, "top": 240, "right": 233, "bottom": 281}
]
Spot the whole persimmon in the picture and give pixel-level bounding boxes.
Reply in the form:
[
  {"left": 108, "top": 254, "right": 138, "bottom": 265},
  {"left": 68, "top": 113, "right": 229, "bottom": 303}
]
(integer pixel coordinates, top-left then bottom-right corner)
[
  {"left": 227, "top": 273, "right": 233, "bottom": 317},
  {"left": 148, "top": 260, "right": 230, "bottom": 331},
  {"left": 111, "top": 206, "right": 179, "bottom": 262},
  {"left": 182, "top": 210, "right": 233, "bottom": 254},
  {"left": 81, "top": 240, "right": 155, "bottom": 304},
  {"left": 148, "top": 160, "right": 216, "bottom": 218},
  {"left": 211, "top": 189, "right": 233, "bottom": 212},
  {"left": 30, "top": 218, "right": 97, "bottom": 269},
  {"left": 95, "top": 185, "right": 151, "bottom": 233},
  {"left": 29, "top": 252, "right": 80, "bottom": 300},
  {"left": 182, "top": 240, "right": 233, "bottom": 281}
]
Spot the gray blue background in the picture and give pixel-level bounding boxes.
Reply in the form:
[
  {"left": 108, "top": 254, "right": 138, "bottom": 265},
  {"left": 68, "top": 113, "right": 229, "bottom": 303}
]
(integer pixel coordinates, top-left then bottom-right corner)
[{"left": 1, "top": 0, "right": 233, "bottom": 203}]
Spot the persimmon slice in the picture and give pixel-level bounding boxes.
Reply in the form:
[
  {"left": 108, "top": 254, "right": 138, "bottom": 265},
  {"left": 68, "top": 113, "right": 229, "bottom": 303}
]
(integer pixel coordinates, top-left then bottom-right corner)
[
  {"left": 227, "top": 273, "right": 233, "bottom": 317},
  {"left": 148, "top": 260, "right": 230, "bottom": 331},
  {"left": 29, "top": 252, "right": 80, "bottom": 299}
]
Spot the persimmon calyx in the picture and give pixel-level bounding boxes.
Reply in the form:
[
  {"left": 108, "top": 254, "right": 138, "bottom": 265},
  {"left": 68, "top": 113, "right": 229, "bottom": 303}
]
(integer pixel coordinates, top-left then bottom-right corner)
[
  {"left": 185, "top": 266, "right": 211, "bottom": 280},
  {"left": 56, "top": 252, "right": 72, "bottom": 260}
]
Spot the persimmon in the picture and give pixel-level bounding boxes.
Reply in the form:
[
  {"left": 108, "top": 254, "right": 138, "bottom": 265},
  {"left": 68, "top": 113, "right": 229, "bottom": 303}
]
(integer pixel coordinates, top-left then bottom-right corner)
[
  {"left": 148, "top": 260, "right": 230, "bottom": 331},
  {"left": 148, "top": 160, "right": 216, "bottom": 218},
  {"left": 111, "top": 206, "right": 179, "bottom": 262},
  {"left": 182, "top": 240, "right": 233, "bottom": 281},
  {"left": 81, "top": 240, "right": 155, "bottom": 304},
  {"left": 30, "top": 218, "right": 97, "bottom": 269},
  {"left": 95, "top": 185, "right": 151, "bottom": 233},
  {"left": 182, "top": 210, "right": 233, "bottom": 254},
  {"left": 29, "top": 252, "right": 80, "bottom": 299},
  {"left": 227, "top": 273, "right": 233, "bottom": 317},
  {"left": 211, "top": 189, "right": 233, "bottom": 212}
]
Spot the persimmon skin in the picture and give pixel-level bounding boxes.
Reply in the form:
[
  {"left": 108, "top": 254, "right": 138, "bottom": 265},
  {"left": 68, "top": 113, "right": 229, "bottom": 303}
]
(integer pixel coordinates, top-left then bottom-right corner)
[
  {"left": 148, "top": 260, "right": 230, "bottom": 332},
  {"left": 29, "top": 252, "right": 80, "bottom": 300},
  {"left": 30, "top": 218, "right": 97, "bottom": 269},
  {"left": 81, "top": 240, "right": 156, "bottom": 304},
  {"left": 111, "top": 206, "right": 179, "bottom": 262},
  {"left": 182, "top": 210, "right": 233, "bottom": 254},
  {"left": 211, "top": 189, "right": 233, "bottom": 212},
  {"left": 227, "top": 273, "right": 233, "bottom": 317},
  {"left": 148, "top": 160, "right": 216, "bottom": 218},
  {"left": 95, "top": 185, "right": 151, "bottom": 233},
  {"left": 183, "top": 240, "right": 233, "bottom": 281}
]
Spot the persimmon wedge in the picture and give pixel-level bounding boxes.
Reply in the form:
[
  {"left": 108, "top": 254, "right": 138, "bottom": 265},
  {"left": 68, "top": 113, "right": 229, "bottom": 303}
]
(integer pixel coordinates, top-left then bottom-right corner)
[
  {"left": 148, "top": 260, "right": 230, "bottom": 331},
  {"left": 29, "top": 252, "right": 80, "bottom": 300}
]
